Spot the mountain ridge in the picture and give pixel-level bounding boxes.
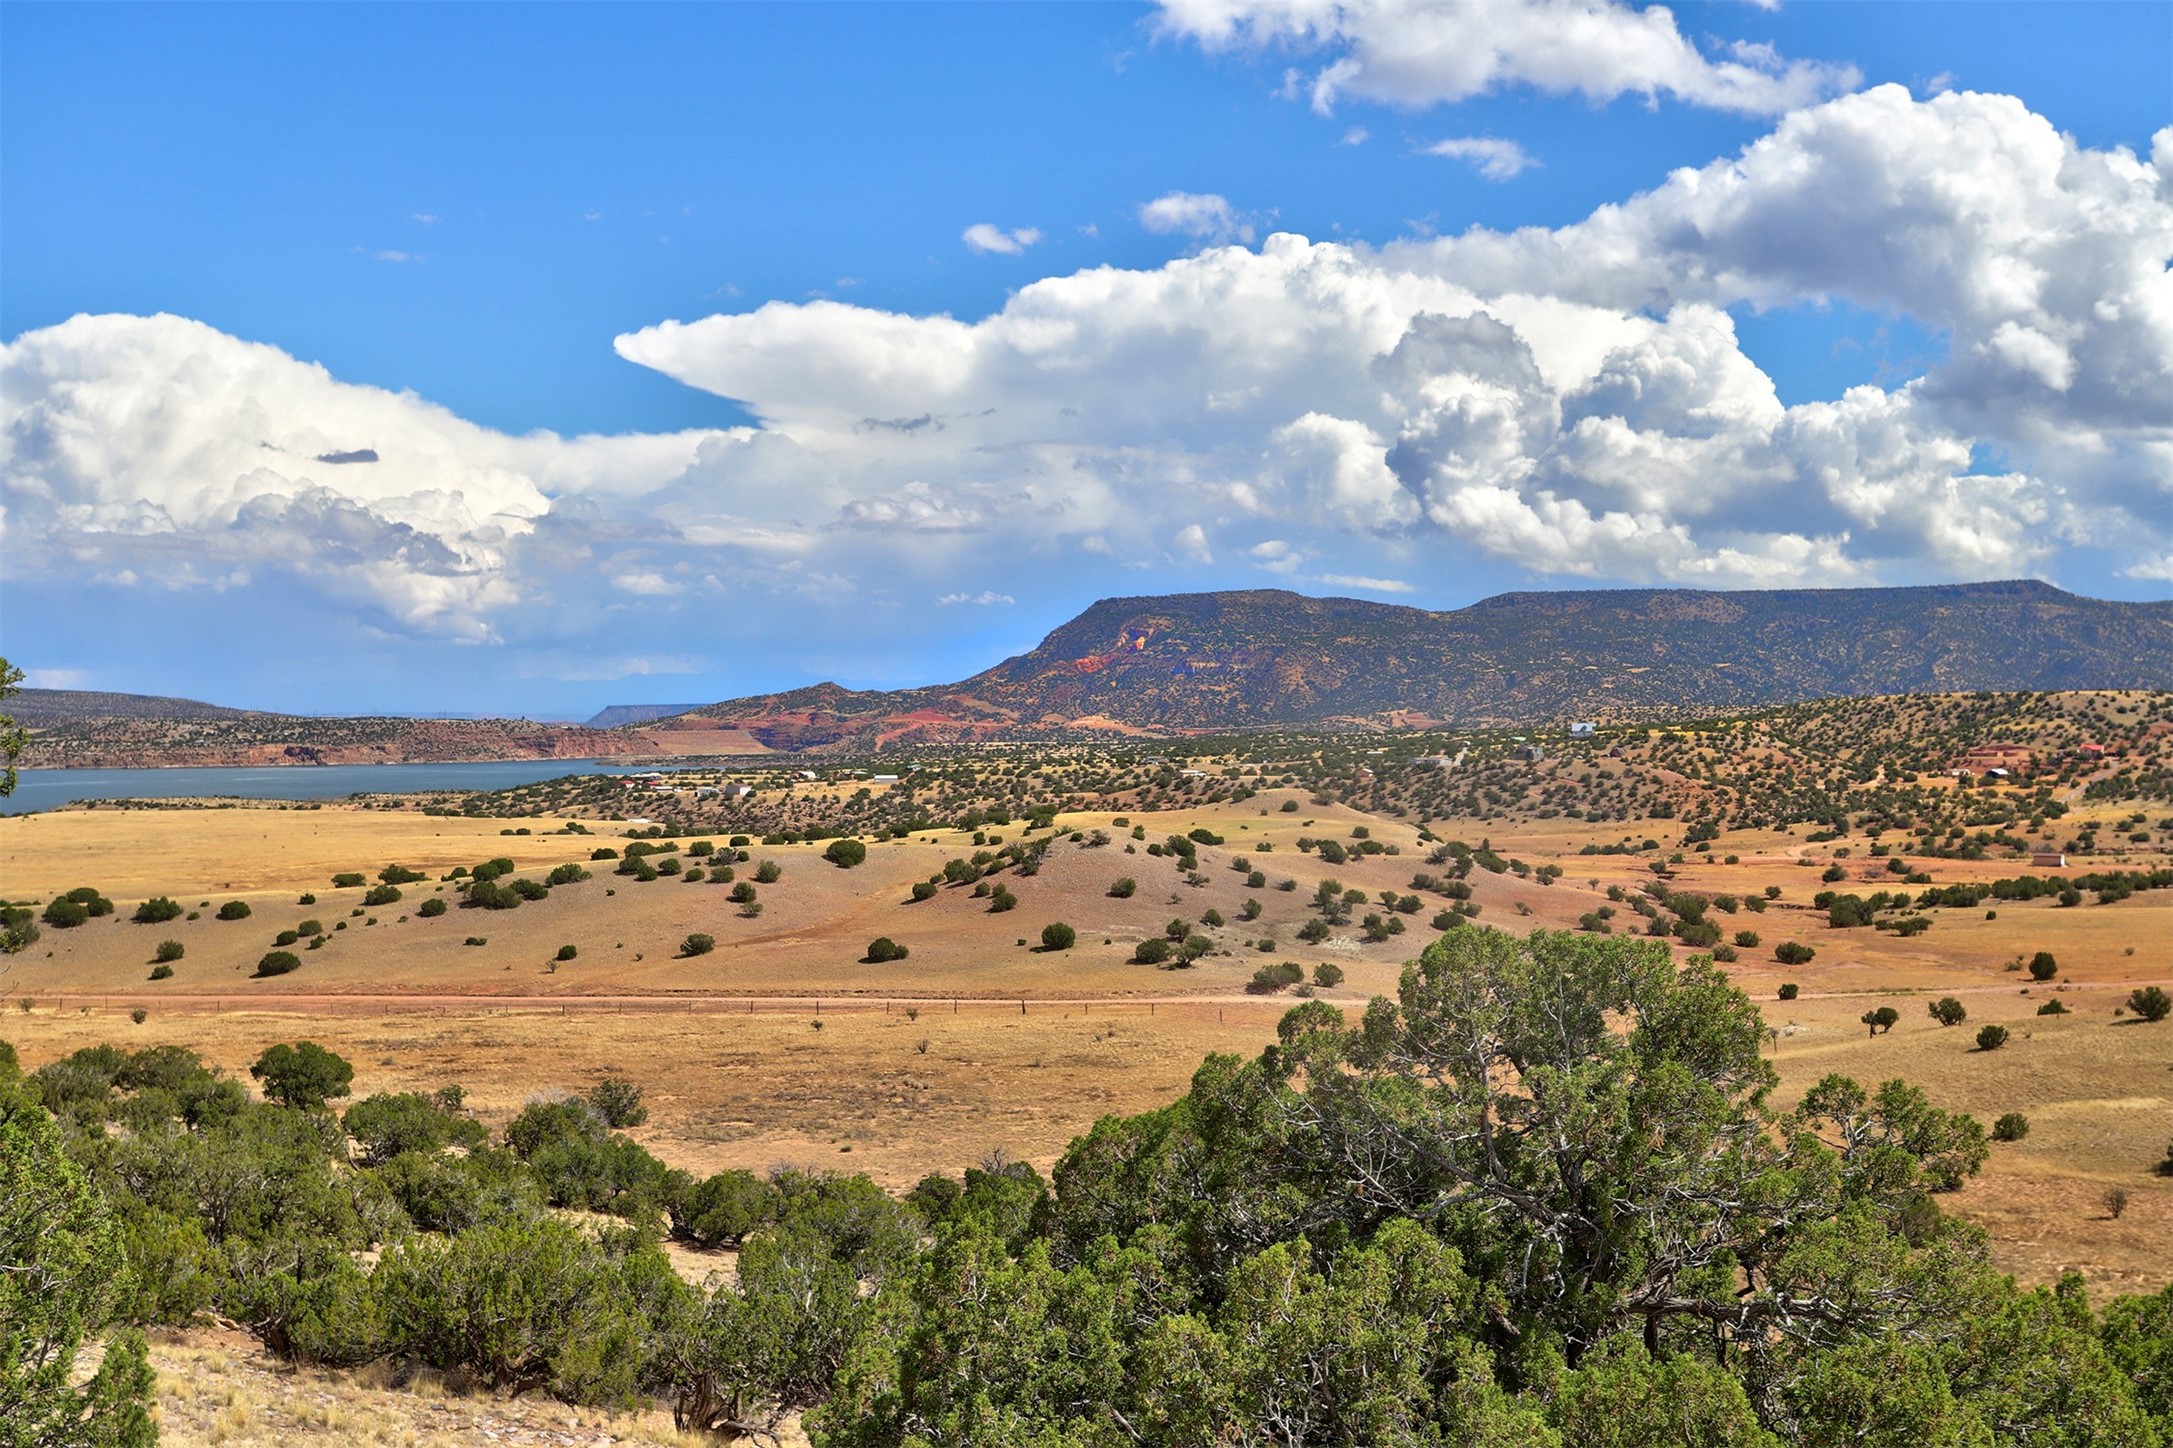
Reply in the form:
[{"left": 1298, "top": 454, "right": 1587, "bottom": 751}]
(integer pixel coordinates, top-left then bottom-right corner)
[{"left": 654, "top": 580, "right": 2173, "bottom": 750}]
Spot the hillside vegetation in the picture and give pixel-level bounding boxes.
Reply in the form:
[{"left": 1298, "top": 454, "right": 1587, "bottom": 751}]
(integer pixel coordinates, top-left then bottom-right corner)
[{"left": 11, "top": 927, "right": 2173, "bottom": 1446}]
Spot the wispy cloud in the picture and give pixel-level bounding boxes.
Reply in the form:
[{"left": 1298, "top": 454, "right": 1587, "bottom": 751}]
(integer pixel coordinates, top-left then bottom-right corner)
[
  {"left": 1422, "top": 136, "right": 1537, "bottom": 181},
  {"left": 1138, "top": 191, "right": 1253, "bottom": 244},
  {"left": 937, "top": 589, "right": 1015, "bottom": 606},
  {"left": 962, "top": 223, "right": 1044, "bottom": 255},
  {"left": 1321, "top": 574, "right": 1415, "bottom": 594}
]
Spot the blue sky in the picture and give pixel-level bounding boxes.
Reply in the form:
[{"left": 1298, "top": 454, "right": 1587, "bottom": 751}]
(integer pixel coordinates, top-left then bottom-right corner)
[{"left": 3, "top": 1, "right": 2169, "bottom": 717}]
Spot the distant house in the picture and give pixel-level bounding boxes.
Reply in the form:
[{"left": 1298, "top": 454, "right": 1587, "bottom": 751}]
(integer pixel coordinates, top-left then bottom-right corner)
[
  {"left": 2031, "top": 851, "right": 2067, "bottom": 868},
  {"left": 871, "top": 774, "right": 900, "bottom": 783},
  {"left": 1512, "top": 744, "right": 1545, "bottom": 762},
  {"left": 725, "top": 784, "right": 754, "bottom": 799},
  {"left": 1954, "top": 743, "right": 2034, "bottom": 776},
  {"left": 1569, "top": 722, "right": 1597, "bottom": 738}
]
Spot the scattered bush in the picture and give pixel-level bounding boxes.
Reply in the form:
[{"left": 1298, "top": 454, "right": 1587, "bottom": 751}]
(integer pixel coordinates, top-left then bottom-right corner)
[
  {"left": 1039, "top": 923, "right": 1076, "bottom": 952},
  {"left": 331, "top": 872, "right": 367, "bottom": 888},
  {"left": 1132, "top": 938, "right": 1173, "bottom": 966},
  {"left": 1107, "top": 877, "right": 1136, "bottom": 899},
  {"left": 910, "top": 881, "right": 938, "bottom": 902},
  {"left": 824, "top": 838, "right": 868, "bottom": 869},
  {"left": 1976, "top": 1024, "right": 2011, "bottom": 1052},
  {"left": 2127, "top": 986, "right": 2171, "bottom": 1023},
  {"left": 1777, "top": 983, "right": 1799, "bottom": 1000},
  {"left": 1248, "top": 961, "right": 1305, "bottom": 994},
  {"left": 417, "top": 898, "right": 448, "bottom": 918},
  {"left": 754, "top": 860, "right": 782, "bottom": 884},
  {"left": 2028, "top": 951, "right": 2058, "bottom": 982},
  {"left": 1992, "top": 1112, "right": 2030, "bottom": 1142},
  {"left": 153, "top": 939, "right": 185, "bottom": 964},
  {"left": 254, "top": 951, "right": 301, "bottom": 978},
  {"left": 1774, "top": 942, "right": 1816, "bottom": 966},
  {"left": 865, "top": 937, "right": 910, "bottom": 963},
  {"left": 1732, "top": 930, "right": 1760, "bottom": 949},
  {"left": 2036, "top": 1000, "right": 2069, "bottom": 1016},
  {"left": 132, "top": 896, "right": 183, "bottom": 924},
  {"left": 588, "top": 1078, "right": 647, "bottom": 1128},
  {"left": 216, "top": 900, "right": 252, "bottom": 921},
  {"left": 988, "top": 887, "right": 1017, "bottom": 914},
  {"left": 1313, "top": 961, "right": 1344, "bottom": 988},
  {"left": 1928, "top": 997, "right": 1968, "bottom": 1027},
  {"left": 680, "top": 933, "right": 716, "bottom": 958}
]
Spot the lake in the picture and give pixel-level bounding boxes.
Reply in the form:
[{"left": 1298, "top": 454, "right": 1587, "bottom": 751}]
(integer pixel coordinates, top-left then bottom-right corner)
[{"left": 1, "top": 759, "right": 647, "bottom": 816}]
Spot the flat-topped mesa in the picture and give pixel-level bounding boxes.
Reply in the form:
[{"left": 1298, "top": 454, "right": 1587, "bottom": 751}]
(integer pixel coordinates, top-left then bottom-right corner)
[{"left": 675, "top": 581, "right": 2173, "bottom": 749}]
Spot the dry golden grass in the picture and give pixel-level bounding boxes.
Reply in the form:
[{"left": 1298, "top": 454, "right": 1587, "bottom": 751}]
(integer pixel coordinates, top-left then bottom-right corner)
[
  {"left": 6, "top": 795, "right": 2167, "bottom": 1294},
  {"left": 138, "top": 1328, "right": 742, "bottom": 1447}
]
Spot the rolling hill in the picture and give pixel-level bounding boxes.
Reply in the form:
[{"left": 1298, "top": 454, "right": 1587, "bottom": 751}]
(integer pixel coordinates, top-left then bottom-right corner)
[{"left": 653, "top": 580, "right": 2173, "bottom": 750}]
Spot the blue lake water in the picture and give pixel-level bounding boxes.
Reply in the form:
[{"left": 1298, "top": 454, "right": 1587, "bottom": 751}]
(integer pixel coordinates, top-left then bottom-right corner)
[{"left": 2, "top": 759, "right": 646, "bottom": 816}]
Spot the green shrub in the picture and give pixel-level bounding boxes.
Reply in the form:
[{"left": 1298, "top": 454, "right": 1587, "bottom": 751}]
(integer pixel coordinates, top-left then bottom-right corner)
[
  {"left": 149, "top": 964, "right": 174, "bottom": 981},
  {"left": 132, "top": 897, "right": 183, "bottom": 924},
  {"left": 1313, "top": 961, "right": 1345, "bottom": 987},
  {"left": 1778, "top": 983, "right": 1799, "bottom": 1000},
  {"left": 546, "top": 863, "right": 591, "bottom": 887},
  {"left": 672, "top": 1169, "right": 777, "bottom": 1248},
  {"left": 216, "top": 900, "right": 252, "bottom": 921},
  {"left": 254, "top": 951, "right": 301, "bottom": 978},
  {"left": 1929, "top": 997, "right": 1968, "bottom": 1027},
  {"left": 2036, "top": 1000, "right": 2069, "bottom": 1015},
  {"left": 154, "top": 939, "right": 185, "bottom": 964},
  {"left": 249, "top": 1040, "right": 353, "bottom": 1107},
  {"left": 1976, "top": 1024, "right": 2011, "bottom": 1052},
  {"left": 331, "top": 873, "right": 366, "bottom": 888},
  {"left": 2128, "top": 986, "right": 2171, "bottom": 1023},
  {"left": 910, "top": 881, "right": 938, "bottom": 902},
  {"left": 864, "top": 937, "right": 909, "bottom": 963},
  {"left": 274, "top": 930, "right": 300, "bottom": 947},
  {"left": 1774, "top": 942, "right": 1815, "bottom": 966},
  {"left": 1992, "top": 1112, "right": 2030, "bottom": 1142},
  {"left": 296, "top": 919, "right": 323, "bottom": 936},
  {"left": 556, "top": 944, "right": 578, "bottom": 962},
  {"left": 41, "top": 899, "right": 89, "bottom": 929},
  {"left": 2028, "top": 951, "right": 2058, "bottom": 981},
  {"left": 1131, "top": 938, "right": 1172, "bottom": 966},
  {"left": 1040, "top": 922, "right": 1077, "bottom": 951},
  {"left": 1108, "top": 877, "right": 1136, "bottom": 898},
  {"left": 588, "top": 1078, "right": 647, "bottom": 1128},
  {"left": 1247, "top": 961, "right": 1305, "bottom": 994},
  {"left": 824, "top": 838, "right": 868, "bottom": 869},
  {"left": 417, "top": 898, "right": 448, "bottom": 918},
  {"left": 988, "top": 887, "right": 1017, "bottom": 914},
  {"left": 681, "top": 934, "right": 716, "bottom": 958},
  {"left": 754, "top": 860, "right": 782, "bottom": 884}
]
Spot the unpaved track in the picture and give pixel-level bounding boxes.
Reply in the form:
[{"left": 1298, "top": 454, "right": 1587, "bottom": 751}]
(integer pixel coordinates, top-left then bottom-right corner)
[{"left": 25, "top": 975, "right": 2170, "bottom": 1016}]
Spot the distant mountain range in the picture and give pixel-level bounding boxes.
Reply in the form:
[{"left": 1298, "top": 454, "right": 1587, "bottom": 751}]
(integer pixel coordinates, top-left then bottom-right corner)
[
  {"left": 642, "top": 580, "right": 2173, "bottom": 750},
  {"left": 14, "top": 581, "right": 2170, "bottom": 765}
]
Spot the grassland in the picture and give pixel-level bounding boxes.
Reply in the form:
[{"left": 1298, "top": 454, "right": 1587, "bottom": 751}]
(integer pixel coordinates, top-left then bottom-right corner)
[{"left": 7, "top": 694, "right": 2171, "bottom": 1442}]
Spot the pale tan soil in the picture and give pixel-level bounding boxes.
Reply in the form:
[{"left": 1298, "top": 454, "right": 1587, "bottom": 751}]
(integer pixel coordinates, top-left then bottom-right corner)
[{"left": 124, "top": 1327, "right": 746, "bottom": 1447}]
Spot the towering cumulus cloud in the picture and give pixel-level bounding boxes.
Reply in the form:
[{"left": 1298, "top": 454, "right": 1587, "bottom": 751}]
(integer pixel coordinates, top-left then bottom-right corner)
[{"left": 5, "top": 87, "right": 2168, "bottom": 642}]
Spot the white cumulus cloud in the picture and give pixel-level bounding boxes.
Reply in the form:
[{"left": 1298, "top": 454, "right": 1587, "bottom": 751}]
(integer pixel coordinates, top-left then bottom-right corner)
[{"left": 1155, "top": 0, "right": 1860, "bottom": 116}]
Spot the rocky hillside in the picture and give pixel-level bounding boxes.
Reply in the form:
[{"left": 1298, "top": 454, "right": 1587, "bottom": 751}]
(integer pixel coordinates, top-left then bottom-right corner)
[
  {"left": 666, "top": 580, "right": 2173, "bottom": 750},
  {"left": 17, "top": 695, "right": 661, "bottom": 770}
]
